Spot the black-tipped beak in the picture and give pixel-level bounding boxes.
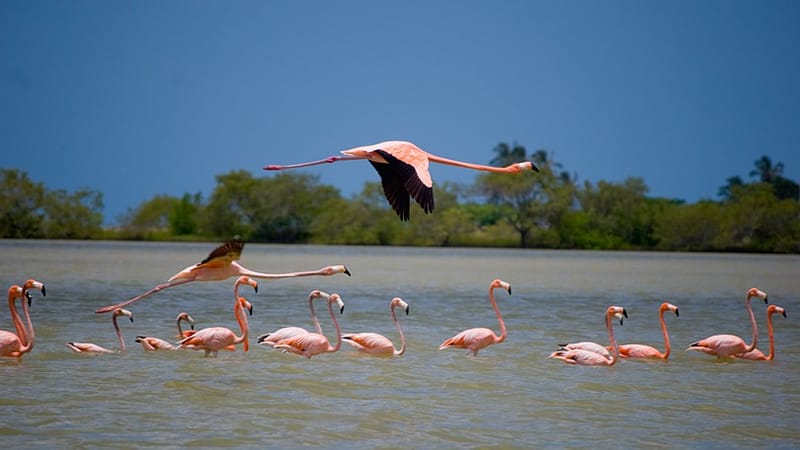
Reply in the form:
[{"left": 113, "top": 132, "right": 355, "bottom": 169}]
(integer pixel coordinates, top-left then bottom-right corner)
[
  {"left": 405, "top": 306, "right": 410, "bottom": 315},
  {"left": 40, "top": 285, "right": 46, "bottom": 297},
  {"left": 763, "top": 295, "right": 768, "bottom": 304},
  {"left": 191, "top": 324, "right": 195, "bottom": 330},
  {"left": 782, "top": 311, "right": 787, "bottom": 318},
  {"left": 254, "top": 285, "right": 258, "bottom": 294},
  {"left": 339, "top": 305, "right": 345, "bottom": 314},
  {"left": 675, "top": 308, "right": 680, "bottom": 317},
  {"left": 25, "top": 291, "right": 32, "bottom": 306},
  {"left": 129, "top": 317, "right": 134, "bottom": 323},
  {"left": 532, "top": 163, "right": 540, "bottom": 172},
  {"left": 622, "top": 309, "right": 628, "bottom": 318},
  {"left": 507, "top": 287, "right": 512, "bottom": 296},
  {"left": 248, "top": 305, "right": 254, "bottom": 316},
  {"left": 344, "top": 267, "right": 351, "bottom": 276}
]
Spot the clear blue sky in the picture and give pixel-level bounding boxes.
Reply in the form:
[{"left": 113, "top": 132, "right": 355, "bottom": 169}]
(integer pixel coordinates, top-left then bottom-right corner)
[{"left": 2, "top": 1, "right": 798, "bottom": 224}]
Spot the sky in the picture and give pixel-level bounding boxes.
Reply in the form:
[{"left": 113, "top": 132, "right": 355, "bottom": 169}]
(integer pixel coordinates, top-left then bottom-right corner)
[{"left": 2, "top": 1, "right": 798, "bottom": 224}]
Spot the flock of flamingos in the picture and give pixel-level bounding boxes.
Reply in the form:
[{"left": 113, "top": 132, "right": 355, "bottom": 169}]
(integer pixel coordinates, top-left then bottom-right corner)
[{"left": 0, "top": 141, "right": 789, "bottom": 364}]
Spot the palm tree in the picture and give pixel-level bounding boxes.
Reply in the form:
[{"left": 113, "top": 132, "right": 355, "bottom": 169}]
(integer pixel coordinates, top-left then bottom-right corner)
[{"left": 749, "top": 156, "right": 784, "bottom": 183}]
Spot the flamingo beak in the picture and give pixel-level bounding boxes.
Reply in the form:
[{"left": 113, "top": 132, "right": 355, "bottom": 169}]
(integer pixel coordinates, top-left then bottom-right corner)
[
  {"left": 782, "top": 310, "right": 787, "bottom": 318},
  {"left": 25, "top": 291, "right": 32, "bottom": 307},
  {"left": 763, "top": 295, "right": 768, "bottom": 304},
  {"left": 248, "top": 305, "right": 254, "bottom": 316},
  {"left": 344, "top": 266, "right": 351, "bottom": 276},
  {"left": 507, "top": 287, "right": 512, "bottom": 296},
  {"left": 405, "top": 306, "right": 410, "bottom": 315},
  {"left": 340, "top": 305, "right": 345, "bottom": 314},
  {"left": 674, "top": 308, "right": 680, "bottom": 317},
  {"left": 532, "top": 162, "right": 540, "bottom": 172}
]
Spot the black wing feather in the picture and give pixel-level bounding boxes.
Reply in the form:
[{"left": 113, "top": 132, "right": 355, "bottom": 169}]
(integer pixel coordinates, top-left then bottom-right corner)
[
  {"left": 369, "top": 160, "right": 411, "bottom": 221},
  {"left": 372, "top": 149, "right": 434, "bottom": 218},
  {"left": 200, "top": 239, "right": 244, "bottom": 265}
]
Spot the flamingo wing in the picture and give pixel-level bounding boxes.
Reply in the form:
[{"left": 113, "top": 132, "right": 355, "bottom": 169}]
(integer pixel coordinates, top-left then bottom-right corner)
[
  {"left": 198, "top": 239, "right": 244, "bottom": 266},
  {"left": 369, "top": 149, "right": 434, "bottom": 221},
  {"left": 342, "top": 332, "right": 394, "bottom": 354}
]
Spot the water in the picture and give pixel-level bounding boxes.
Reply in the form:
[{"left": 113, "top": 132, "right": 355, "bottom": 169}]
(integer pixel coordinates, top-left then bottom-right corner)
[{"left": 1, "top": 240, "right": 798, "bottom": 448}]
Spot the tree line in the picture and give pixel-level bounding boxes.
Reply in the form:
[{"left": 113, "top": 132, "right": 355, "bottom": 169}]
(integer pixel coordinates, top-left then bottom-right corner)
[{"left": 2, "top": 145, "right": 798, "bottom": 253}]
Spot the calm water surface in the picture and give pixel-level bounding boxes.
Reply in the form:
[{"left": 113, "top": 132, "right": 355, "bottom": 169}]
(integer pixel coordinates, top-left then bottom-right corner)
[{"left": 1, "top": 240, "right": 798, "bottom": 449}]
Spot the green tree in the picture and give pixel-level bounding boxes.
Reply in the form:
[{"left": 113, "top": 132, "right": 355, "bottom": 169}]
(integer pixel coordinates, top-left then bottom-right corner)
[
  {"left": 0, "top": 169, "right": 45, "bottom": 238},
  {"left": 578, "top": 177, "right": 657, "bottom": 248},
  {"left": 120, "top": 195, "right": 182, "bottom": 238},
  {"left": 42, "top": 188, "right": 104, "bottom": 239},
  {"left": 168, "top": 193, "right": 202, "bottom": 236},
  {"left": 476, "top": 144, "right": 575, "bottom": 248}
]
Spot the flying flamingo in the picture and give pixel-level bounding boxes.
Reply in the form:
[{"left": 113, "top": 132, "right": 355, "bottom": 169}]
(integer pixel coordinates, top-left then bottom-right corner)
[
  {"left": 95, "top": 239, "right": 350, "bottom": 313},
  {"left": 265, "top": 140, "right": 539, "bottom": 221},
  {"left": 66, "top": 308, "right": 134, "bottom": 354},
  {"left": 439, "top": 279, "right": 511, "bottom": 356},
  {"left": 736, "top": 305, "right": 787, "bottom": 361},
  {"left": 134, "top": 312, "right": 197, "bottom": 351},
  {"left": 257, "top": 289, "right": 327, "bottom": 347},
  {"left": 548, "top": 306, "right": 628, "bottom": 366},
  {"left": 614, "top": 302, "right": 679, "bottom": 360},
  {"left": 342, "top": 297, "right": 410, "bottom": 357},
  {"left": 273, "top": 292, "right": 345, "bottom": 359},
  {"left": 176, "top": 276, "right": 257, "bottom": 356},
  {"left": 686, "top": 288, "right": 768, "bottom": 359},
  {"left": 0, "top": 285, "right": 32, "bottom": 358}
]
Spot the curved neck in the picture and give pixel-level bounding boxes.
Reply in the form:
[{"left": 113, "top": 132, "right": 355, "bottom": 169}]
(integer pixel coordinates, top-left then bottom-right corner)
[
  {"left": 428, "top": 154, "right": 519, "bottom": 173},
  {"left": 21, "top": 295, "right": 34, "bottom": 352},
  {"left": 327, "top": 300, "right": 342, "bottom": 353},
  {"left": 177, "top": 317, "right": 186, "bottom": 337},
  {"left": 391, "top": 306, "right": 406, "bottom": 356},
  {"left": 744, "top": 296, "right": 758, "bottom": 352},
  {"left": 309, "top": 294, "right": 323, "bottom": 334},
  {"left": 233, "top": 298, "right": 249, "bottom": 348},
  {"left": 606, "top": 313, "right": 619, "bottom": 365},
  {"left": 489, "top": 286, "right": 507, "bottom": 343},
  {"left": 11, "top": 295, "right": 32, "bottom": 353},
  {"left": 766, "top": 310, "right": 777, "bottom": 360},
  {"left": 113, "top": 315, "right": 125, "bottom": 352},
  {"left": 659, "top": 309, "right": 671, "bottom": 359}
]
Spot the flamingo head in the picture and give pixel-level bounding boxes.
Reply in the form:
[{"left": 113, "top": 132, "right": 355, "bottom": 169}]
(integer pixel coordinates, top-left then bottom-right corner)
[
  {"left": 391, "top": 297, "right": 410, "bottom": 315},
  {"left": 23, "top": 279, "right": 46, "bottom": 297},
  {"left": 768, "top": 305, "right": 787, "bottom": 318},
  {"left": 514, "top": 161, "right": 539, "bottom": 173},
  {"left": 114, "top": 308, "right": 134, "bottom": 323},
  {"left": 7, "top": 285, "right": 23, "bottom": 304},
  {"left": 608, "top": 306, "right": 627, "bottom": 325},
  {"left": 747, "top": 288, "right": 768, "bottom": 304},
  {"left": 235, "top": 276, "right": 259, "bottom": 294},
  {"left": 177, "top": 312, "right": 195, "bottom": 329},
  {"left": 135, "top": 336, "right": 146, "bottom": 343},
  {"left": 330, "top": 293, "right": 345, "bottom": 314},
  {"left": 661, "top": 302, "right": 679, "bottom": 317},
  {"left": 491, "top": 279, "right": 512, "bottom": 296},
  {"left": 324, "top": 265, "right": 351, "bottom": 277},
  {"left": 238, "top": 297, "right": 253, "bottom": 316}
]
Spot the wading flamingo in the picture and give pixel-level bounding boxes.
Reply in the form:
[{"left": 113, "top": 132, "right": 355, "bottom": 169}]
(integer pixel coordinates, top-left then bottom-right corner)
[
  {"left": 66, "top": 309, "right": 134, "bottom": 354},
  {"left": 0, "top": 286, "right": 32, "bottom": 358},
  {"left": 265, "top": 141, "right": 538, "bottom": 221},
  {"left": 548, "top": 306, "right": 628, "bottom": 366},
  {"left": 134, "top": 312, "right": 198, "bottom": 351},
  {"left": 96, "top": 239, "right": 350, "bottom": 313},
  {"left": 257, "top": 289, "right": 327, "bottom": 347},
  {"left": 615, "top": 302, "right": 679, "bottom": 360},
  {"left": 736, "top": 305, "right": 787, "bottom": 361},
  {"left": 686, "top": 288, "right": 768, "bottom": 359},
  {"left": 343, "top": 297, "right": 410, "bottom": 357},
  {"left": 439, "top": 279, "right": 511, "bottom": 356},
  {"left": 176, "top": 276, "right": 257, "bottom": 356},
  {"left": 273, "top": 293, "right": 345, "bottom": 359}
]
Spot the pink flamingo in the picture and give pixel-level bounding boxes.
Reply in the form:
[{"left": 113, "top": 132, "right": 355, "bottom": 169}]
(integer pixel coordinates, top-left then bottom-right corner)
[
  {"left": 12, "top": 279, "right": 46, "bottom": 347},
  {"left": 343, "top": 297, "right": 410, "bottom": 357},
  {"left": 66, "top": 308, "right": 134, "bottom": 354},
  {"left": 257, "top": 289, "right": 327, "bottom": 347},
  {"left": 736, "top": 305, "right": 787, "bottom": 361},
  {"left": 0, "top": 285, "right": 32, "bottom": 358},
  {"left": 615, "top": 302, "right": 679, "bottom": 360},
  {"left": 548, "top": 306, "right": 628, "bottom": 366},
  {"left": 135, "top": 312, "right": 197, "bottom": 351},
  {"left": 686, "top": 288, "right": 768, "bottom": 359},
  {"left": 273, "top": 293, "right": 345, "bottom": 359},
  {"left": 176, "top": 276, "right": 257, "bottom": 356},
  {"left": 265, "top": 141, "right": 538, "bottom": 221},
  {"left": 439, "top": 279, "right": 511, "bottom": 356},
  {"left": 96, "top": 239, "right": 350, "bottom": 313}
]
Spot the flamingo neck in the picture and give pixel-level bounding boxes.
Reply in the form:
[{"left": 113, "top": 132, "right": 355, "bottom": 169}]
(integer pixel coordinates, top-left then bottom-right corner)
[
  {"left": 606, "top": 313, "right": 619, "bottom": 366},
  {"left": 744, "top": 296, "right": 758, "bottom": 353},
  {"left": 234, "top": 262, "right": 329, "bottom": 280},
  {"left": 21, "top": 294, "right": 34, "bottom": 352},
  {"left": 265, "top": 154, "right": 362, "bottom": 170},
  {"left": 233, "top": 298, "right": 249, "bottom": 348},
  {"left": 489, "top": 286, "right": 507, "bottom": 343},
  {"left": 8, "top": 293, "right": 27, "bottom": 347},
  {"left": 765, "top": 311, "right": 776, "bottom": 361},
  {"left": 392, "top": 307, "right": 406, "bottom": 356},
  {"left": 327, "top": 300, "right": 342, "bottom": 353},
  {"left": 659, "top": 309, "right": 671, "bottom": 359},
  {"left": 427, "top": 154, "right": 520, "bottom": 173},
  {"left": 177, "top": 318, "right": 186, "bottom": 337},
  {"left": 113, "top": 316, "right": 125, "bottom": 352},
  {"left": 309, "top": 294, "right": 323, "bottom": 335}
]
